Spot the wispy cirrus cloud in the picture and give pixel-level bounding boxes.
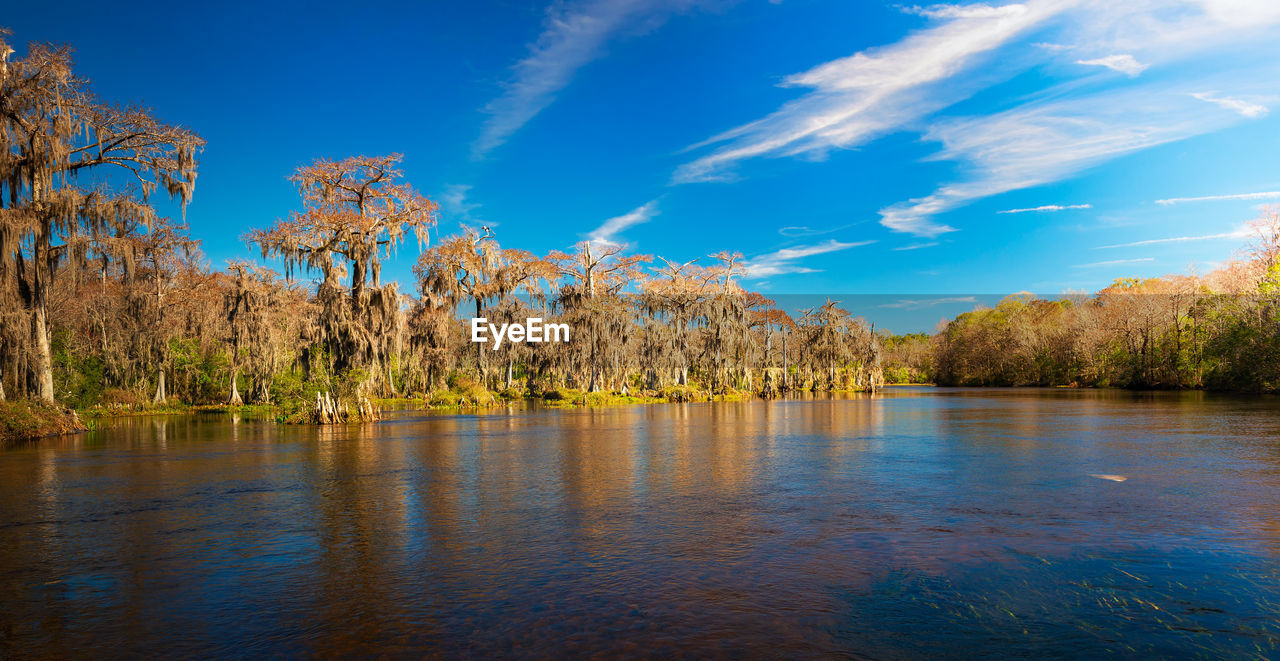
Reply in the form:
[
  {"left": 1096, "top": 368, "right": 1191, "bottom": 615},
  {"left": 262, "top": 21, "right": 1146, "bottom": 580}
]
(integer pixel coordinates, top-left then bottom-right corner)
[
  {"left": 902, "top": 3, "right": 1026, "bottom": 20},
  {"left": 474, "top": 0, "right": 708, "bottom": 159},
  {"left": 741, "top": 239, "right": 873, "bottom": 278},
  {"left": 672, "top": 0, "right": 1066, "bottom": 184},
  {"left": 1156, "top": 191, "right": 1280, "bottom": 205},
  {"left": 999, "top": 203, "right": 1091, "bottom": 214},
  {"left": 587, "top": 200, "right": 660, "bottom": 247},
  {"left": 1095, "top": 225, "right": 1251, "bottom": 249},
  {"left": 474, "top": 0, "right": 646, "bottom": 159},
  {"left": 1190, "top": 91, "right": 1269, "bottom": 118},
  {"left": 1072, "top": 257, "right": 1154, "bottom": 268},
  {"left": 1075, "top": 53, "right": 1147, "bottom": 76},
  {"left": 440, "top": 184, "right": 489, "bottom": 226},
  {"left": 880, "top": 295, "right": 977, "bottom": 309},
  {"left": 893, "top": 241, "right": 940, "bottom": 250},
  {"left": 878, "top": 82, "right": 1234, "bottom": 236},
  {"left": 778, "top": 226, "right": 826, "bottom": 237},
  {"left": 777, "top": 221, "right": 863, "bottom": 237},
  {"left": 675, "top": 1, "right": 1280, "bottom": 238}
]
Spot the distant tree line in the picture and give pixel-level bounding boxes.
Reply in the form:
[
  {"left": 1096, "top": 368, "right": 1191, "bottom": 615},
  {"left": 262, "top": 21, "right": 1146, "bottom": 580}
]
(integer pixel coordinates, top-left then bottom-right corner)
[{"left": 880, "top": 208, "right": 1280, "bottom": 392}]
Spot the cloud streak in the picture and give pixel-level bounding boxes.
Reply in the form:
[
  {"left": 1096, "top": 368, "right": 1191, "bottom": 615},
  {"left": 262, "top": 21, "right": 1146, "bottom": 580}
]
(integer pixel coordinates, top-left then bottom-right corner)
[
  {"left": 741, "top": 239, "right": 873, "bottom": 278},
  {"left": 674, "top": 1, "right": 1280, "bottom": 237},
  {"left": 1155, "top": 191, "right": 1280, "bottom": 205},
  {"left": 1075, "top": 53, "right": 1147, "bottom": 76},
  {"left": 1190, "top": 91, "right": 1269, "bottom": 118},
  {"left": 1072, "top": 257, "right": 1154, "bottom": 268},
  {"left": 999, "top": 203, "right": 1092, "bottom": 214},
  {"left": 902, "top": 4, "right": 1027, "bottom": 20},
  {"left": 893, "top": 241, "right": 940, "bottom": 251},
  {"left": 474, "top": 0, "right": 704, "bottom": 159},
  {"left": 880, "top": 296, "right": 977, "bottom": 309},
  {"left": 587, "top": 200, "right": 660, "bottom": 246},
  {"left": 672, "top": 0, "right": 1065, "bottom": 184},
  {"left": 440, "top": 184, "right": 486, "bottom": 225},
  {"left": 877, "top": 77, "right": 1249, "bottom": 236},
  {"left": 1096, "top": 226, "right": 1251, "bottom": 249}
]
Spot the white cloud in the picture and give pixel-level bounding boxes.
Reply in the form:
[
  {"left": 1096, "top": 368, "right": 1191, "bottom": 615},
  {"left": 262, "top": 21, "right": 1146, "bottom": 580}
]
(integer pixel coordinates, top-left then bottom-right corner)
[
  {"left": 1095, "top": 225, "right": 1251, "bottom": 248},
  {"left": 440, "top": 184, "right": 485, "bottom": 224},
  {"left": 473, "top": 0, "right": 643, "bottom": 159},
  {"left": 1190, "top": 91, "right": 1269, "bottom": 118},
  {"left": 877, "top": 82, "right": 1243, "bottom": 235},
  {"left": 741, "top": 239, "right": 874, "bottom": 278},
  {"left": 1075, "top": 53, "right": 1148, "bottom": 76},
  {"left": 586, "top": 200, "right": 660, "bottom": 246},
  {"left": 672, "top": 0, "right": 1065, "bottom": 183},
  {"left": 777, "top": 222, "right": 862, "bottom": 237},
  {"left": 893, "top": 241, "right": 940, "bottom": 250},
  {"left": 880, "top": 295, "right": 977, "bottom": 309},
  {"left": 473, "top": 0, "right": 708, "bottom": 159},
  {"left": 674, "top": 0, "right": 1280, "bottom": 238},
  {"left": 778, "top": 226, "right": 824, "bottom": 237},
  {"left": 999, "top": 203, "right": 1091, "bottom": 213},
  {"left": 1156, "top": 191, "right": 1280, "bottom": 205},
  {"left": 1072, "top": 257, "right": 1154, "bottom": 268},
  {"left": 902, "top": 3, "right": 1027, "bottom": 20}
]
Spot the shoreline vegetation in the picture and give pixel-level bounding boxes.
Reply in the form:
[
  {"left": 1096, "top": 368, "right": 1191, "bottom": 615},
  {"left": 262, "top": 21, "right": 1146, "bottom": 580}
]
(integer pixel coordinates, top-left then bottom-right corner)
[{"left": 5, "top": 28, "right": 1280, "bottom": 442}]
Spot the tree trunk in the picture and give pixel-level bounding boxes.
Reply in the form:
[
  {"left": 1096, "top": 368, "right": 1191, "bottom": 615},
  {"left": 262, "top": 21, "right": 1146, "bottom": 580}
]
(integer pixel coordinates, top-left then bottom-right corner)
[
  {"left": 153, "top": 370, "right": 167, "bottom": 404},
  {"left": 27, "top": 187, "right": 57, "bottom": 403},
  {"left": 475, "top": 299, "right": 485, "bottom": 382},
  {"left": 781, "top": 331, "right": 789, "bottom": 392},
  {"left": 32, "top": 303, "right": 55, "bottom": 402},
  {"left": 228, "top": 370, "right": 243, "bottom": 406}
]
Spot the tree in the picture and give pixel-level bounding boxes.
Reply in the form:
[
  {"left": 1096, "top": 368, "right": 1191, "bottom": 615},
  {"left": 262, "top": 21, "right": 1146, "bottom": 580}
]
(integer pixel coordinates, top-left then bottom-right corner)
[
  {"left": 133, "top": 217, "right": 199, "bottom": 404},
  {"left": 414, "top": 227, "right": 553, "bottom": 387},
  {"left": 0, "top": 28, "right": 203, "bottom": 402},
  {"left": 642, "top": 255, "right": 711, "bottom": 387},
  {"left": 225, "top": 261, "right": 299, "bottom": 405},
  {"left": 550, "top": 241, "right": 650, "bottom": 392},
  {"left": 248, "top": 154, "right": 437, "bottom": 396}
]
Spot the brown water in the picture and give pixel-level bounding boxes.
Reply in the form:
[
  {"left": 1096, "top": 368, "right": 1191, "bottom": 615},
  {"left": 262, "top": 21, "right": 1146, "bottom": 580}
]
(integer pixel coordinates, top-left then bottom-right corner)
[{"left": 3, "top": 387, "right": 1280, "bottom": 658}]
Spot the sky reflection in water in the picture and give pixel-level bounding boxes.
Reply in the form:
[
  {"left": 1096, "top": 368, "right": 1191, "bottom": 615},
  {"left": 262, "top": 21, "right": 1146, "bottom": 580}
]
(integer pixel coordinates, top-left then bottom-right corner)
[{"left": 2, "top": 388, "right": 1280, "bottom": 658}]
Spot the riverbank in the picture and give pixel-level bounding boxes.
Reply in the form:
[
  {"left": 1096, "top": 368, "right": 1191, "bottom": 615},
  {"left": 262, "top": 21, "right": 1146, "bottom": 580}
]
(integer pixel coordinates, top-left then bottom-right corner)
[
  {"left": 1, "top": 382, "right": 884, "bottom": 442},
  {"left": 0, "top": 400, "right": 87, "bottom": 445},
  {"left": 384, "top": 383, "right": 754, "bottom": 411}
]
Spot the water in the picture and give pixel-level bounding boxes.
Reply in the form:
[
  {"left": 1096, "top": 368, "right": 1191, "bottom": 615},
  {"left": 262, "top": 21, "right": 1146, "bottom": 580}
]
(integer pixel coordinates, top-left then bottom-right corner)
[{"left": 3, "top": 387, "right": 1280, "bottom": 658}]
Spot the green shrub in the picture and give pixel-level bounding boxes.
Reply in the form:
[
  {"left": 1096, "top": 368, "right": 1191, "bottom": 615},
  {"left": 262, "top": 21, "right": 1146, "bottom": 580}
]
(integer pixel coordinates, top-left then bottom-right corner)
[
  {"left": 659, "top": 385, "right": 704, "bottom": 402},
  {"left": 0, "top": 400, "right": 86, "bottom": 444}
]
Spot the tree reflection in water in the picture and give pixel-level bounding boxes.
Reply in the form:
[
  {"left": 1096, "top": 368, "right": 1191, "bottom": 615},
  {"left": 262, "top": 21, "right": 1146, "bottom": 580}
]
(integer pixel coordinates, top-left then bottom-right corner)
[{"left": 2, "top": 389, "right": 1280, "bottom": 657}]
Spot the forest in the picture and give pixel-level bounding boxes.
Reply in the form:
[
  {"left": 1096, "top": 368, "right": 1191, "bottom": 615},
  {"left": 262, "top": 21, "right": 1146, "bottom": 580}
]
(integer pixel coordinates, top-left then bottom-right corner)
[
  {"left": 3, "top": 27, "right": 1280, "bottom": 439},
  {"left": 892, "top": 208, "right": 1280, "bottom": 391},
  {"left": 0, "top": 28, "right": 884, "bottom": 432}
]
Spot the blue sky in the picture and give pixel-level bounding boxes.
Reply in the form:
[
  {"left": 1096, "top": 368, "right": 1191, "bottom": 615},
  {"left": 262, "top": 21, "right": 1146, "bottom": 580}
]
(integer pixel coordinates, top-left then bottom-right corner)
[{"left": 7, "top": 0, "right": 1280, "bottom": 331}]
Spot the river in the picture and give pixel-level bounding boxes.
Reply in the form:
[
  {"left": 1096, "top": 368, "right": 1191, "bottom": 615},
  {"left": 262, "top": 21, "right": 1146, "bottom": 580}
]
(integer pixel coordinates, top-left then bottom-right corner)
[{"left": 2, "top": 387, "right": 1279, "bottom": 658}]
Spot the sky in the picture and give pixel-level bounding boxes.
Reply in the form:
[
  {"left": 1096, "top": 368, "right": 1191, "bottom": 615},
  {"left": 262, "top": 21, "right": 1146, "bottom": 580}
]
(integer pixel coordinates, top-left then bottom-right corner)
[{"left": 6, "top": 0, "right": 1280, "bottom": 331}]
